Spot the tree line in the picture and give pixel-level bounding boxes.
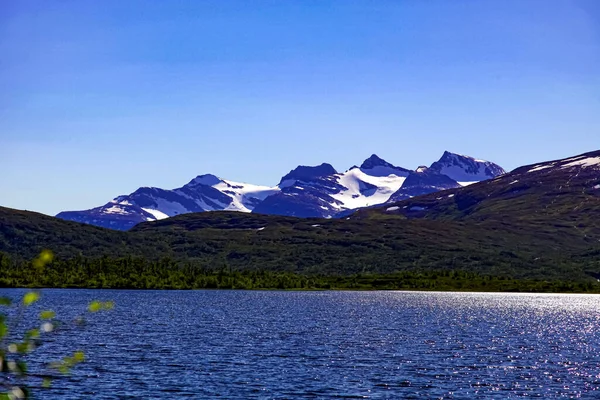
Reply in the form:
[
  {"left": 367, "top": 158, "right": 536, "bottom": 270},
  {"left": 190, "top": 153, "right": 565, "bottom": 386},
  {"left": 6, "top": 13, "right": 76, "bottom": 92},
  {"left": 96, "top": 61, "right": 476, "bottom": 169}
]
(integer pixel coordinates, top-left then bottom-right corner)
[{"left": 0, "top": 252, "right": 597, "bottom": 293}]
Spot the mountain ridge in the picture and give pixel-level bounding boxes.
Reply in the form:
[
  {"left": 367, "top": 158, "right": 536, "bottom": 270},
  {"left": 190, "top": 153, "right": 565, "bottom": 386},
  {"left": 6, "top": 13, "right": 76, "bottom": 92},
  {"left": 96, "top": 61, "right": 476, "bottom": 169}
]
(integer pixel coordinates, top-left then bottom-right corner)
[{"left": 56, "top": 152, "right": 505, "bottom": 230}]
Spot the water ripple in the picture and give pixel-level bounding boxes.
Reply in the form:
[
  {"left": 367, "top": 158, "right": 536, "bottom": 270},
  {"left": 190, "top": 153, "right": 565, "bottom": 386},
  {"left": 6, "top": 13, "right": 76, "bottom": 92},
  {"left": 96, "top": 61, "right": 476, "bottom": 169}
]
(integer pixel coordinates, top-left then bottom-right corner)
[{"left": 2, "top": 290, "right": 600, "bottom": 398}]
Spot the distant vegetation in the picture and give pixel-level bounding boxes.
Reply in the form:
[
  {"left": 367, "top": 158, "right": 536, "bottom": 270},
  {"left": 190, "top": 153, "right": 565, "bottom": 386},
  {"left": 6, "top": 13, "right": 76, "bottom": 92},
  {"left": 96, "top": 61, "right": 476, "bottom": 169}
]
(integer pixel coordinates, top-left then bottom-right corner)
[
  {"left": 2, "top": 206, "right": 600, "bottom": 284},
  {"left": 1, "top": 253, "right": 598, "bottom": 293}
]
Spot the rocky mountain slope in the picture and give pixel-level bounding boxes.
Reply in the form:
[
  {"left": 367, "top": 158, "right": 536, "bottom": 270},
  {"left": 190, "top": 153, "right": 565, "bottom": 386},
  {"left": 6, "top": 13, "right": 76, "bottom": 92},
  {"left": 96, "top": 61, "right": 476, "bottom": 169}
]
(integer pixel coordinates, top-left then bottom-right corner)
[
  {"left": 360, "top": 150, "right": 600, "bottom": 253},
  {"left": 56, "top": 152, "right": 505, "bottom": 230}
]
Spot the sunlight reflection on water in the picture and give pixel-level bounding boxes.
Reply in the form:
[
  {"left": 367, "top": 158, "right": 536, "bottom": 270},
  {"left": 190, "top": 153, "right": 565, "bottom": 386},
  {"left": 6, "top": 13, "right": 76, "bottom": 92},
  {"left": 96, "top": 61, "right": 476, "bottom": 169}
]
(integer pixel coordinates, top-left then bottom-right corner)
[{"left": 3, "top": 289, "right": 600, "bottom": 398}]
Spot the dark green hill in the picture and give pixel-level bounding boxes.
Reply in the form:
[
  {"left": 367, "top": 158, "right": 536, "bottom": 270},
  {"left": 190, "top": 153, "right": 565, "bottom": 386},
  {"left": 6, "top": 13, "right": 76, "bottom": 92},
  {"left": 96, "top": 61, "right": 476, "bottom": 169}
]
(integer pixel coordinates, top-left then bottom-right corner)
[
  {"left": 1, "top": 150, "right": 599, "bottom": 282},
  {"left": 0, "top": 206, "right": 179, "bottom": 260},
  {"left": 0, "top": 207, "right": 129, "bottom": 258}
]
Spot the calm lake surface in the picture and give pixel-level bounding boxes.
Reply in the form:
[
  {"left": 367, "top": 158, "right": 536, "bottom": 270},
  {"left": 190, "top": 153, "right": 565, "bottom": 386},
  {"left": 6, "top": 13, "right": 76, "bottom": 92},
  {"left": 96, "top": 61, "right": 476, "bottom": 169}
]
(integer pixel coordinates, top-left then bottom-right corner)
[{"left": 2, "top": 289, "right": 600, "bottom": 399}]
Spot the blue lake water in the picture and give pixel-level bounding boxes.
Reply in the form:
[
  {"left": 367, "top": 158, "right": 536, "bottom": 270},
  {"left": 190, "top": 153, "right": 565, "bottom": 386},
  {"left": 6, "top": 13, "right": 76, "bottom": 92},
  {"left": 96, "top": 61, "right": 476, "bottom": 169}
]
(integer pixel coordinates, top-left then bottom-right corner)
[{"left": 2, "top": 289, "right": 600, "bottom": 398}]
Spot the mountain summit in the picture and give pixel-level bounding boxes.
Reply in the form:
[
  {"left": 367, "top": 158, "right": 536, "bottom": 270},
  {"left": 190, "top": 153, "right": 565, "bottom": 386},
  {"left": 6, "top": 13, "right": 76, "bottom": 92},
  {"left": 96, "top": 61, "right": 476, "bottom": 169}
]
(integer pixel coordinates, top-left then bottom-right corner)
[
  {"left": 429, "top": 151, "right": 505, "bottom": 183},
  {"left": 360, "top": 154, "right": 399, "bottom": 170},
  {"left": 279, "top": 163, "right": 338, "bottom": 186},
  {"left": 358, "top": 154, "right": 411, "bottom": 177},
  {"left": 386, "top": 152, "right": 505, "bottom": 203},
  {"left": 57, "top": 151, "right": 505, "bottom": 229}
]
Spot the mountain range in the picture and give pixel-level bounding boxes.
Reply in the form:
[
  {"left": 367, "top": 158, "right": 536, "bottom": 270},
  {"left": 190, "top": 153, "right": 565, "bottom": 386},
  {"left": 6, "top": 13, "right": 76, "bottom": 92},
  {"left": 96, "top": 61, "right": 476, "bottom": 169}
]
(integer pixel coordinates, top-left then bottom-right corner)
[
  {"left": 2, "top": 149, "right": 599, "bottom": 283},
  {"left": 56, "top": 151, "right": 505, "bottom": 230}
]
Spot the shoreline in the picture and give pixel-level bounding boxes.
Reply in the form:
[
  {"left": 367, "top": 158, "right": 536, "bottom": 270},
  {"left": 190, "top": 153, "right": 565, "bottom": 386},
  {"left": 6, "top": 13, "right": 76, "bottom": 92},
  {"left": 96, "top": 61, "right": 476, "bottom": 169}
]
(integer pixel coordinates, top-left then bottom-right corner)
[{"left": 2, "top": 286, "right": 599, "bottom": 295}]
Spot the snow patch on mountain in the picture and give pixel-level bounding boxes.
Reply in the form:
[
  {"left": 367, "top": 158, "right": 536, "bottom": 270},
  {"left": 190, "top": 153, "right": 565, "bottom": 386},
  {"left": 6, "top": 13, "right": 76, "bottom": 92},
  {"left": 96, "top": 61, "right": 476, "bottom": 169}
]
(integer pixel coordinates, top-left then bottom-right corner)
[
  {"left": 561, "top": 157, "right": 600, "bottom": 169},
  {"left": 150, "top": 197, "right": 195, "bottom": 216},
  {"left": 528, "top": 164, "right": 554, "bottom": 173},
  {"left": 524, "top": 155, "right": 600, "bottom": 175},
  {"left": 103, "top": 205, "right": 130, "bottom": 215},
  {"left": 330, "top": 166, "right": 408, "bottom": 209},
  {"left": 141, "top": 208, "right": 169, "bottom": 220},
  {"left": 206, "top": 179, "right": 280, "bottom": 212},
  {"left": 182, "top": 176, "right": 279, "bottom": 212}
]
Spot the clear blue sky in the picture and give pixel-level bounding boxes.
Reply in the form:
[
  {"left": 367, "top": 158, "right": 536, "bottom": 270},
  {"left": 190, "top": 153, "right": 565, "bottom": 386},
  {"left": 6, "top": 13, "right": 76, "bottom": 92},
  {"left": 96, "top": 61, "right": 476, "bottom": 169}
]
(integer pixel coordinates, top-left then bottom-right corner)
[{"left": 1, "top": 0, "right": 599, "bottom": 215}]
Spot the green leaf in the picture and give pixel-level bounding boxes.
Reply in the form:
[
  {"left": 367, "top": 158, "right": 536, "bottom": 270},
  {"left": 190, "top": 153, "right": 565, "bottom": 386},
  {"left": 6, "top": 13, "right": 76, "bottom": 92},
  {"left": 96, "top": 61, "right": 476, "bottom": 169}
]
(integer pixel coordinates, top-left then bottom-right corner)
[
  {"left": 0, "top": 321, "right": 7, "bottom": 339},
  {"left": 25, "top": 328, "right": 40, "bottom": 339},
  {"left": 17, "top": 342, "right": 33, "bottom": 354},
  {"left": 16, "top": 360, "right": 27, "bottom": 374},
  {"left": 73, "top": 351, "right": 85, "bottom": 363},
  {"left": 23, "top": 291, "right": 40, "bottom": 306},
  {"left": 40, "top": 310, "right": 56, "bottom": 320},
  {"left": 0, "top": 297, "right": 11, "bottom": 306},
  {"left": 88, "top": 301, "right": 102, "bottom": 312},
  {"left": 63, "top": 356, "right": 75, "bottom": 368},
  {"left": 43, "top": 378, "right": 52, "bottom": 388},
  {"left": 88, "top": 300, "right": 115, "bottom": 312},
  {"left": 33, "top": 249, "right": 54, "bottom": 268}
]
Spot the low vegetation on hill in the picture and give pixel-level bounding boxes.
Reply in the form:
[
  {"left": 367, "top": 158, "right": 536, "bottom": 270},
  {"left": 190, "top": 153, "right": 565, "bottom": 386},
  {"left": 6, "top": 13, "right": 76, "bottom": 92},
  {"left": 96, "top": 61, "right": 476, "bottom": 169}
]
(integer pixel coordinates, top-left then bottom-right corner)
[{"left": 1, "top": 151, "right": 599, "bottom": 289}]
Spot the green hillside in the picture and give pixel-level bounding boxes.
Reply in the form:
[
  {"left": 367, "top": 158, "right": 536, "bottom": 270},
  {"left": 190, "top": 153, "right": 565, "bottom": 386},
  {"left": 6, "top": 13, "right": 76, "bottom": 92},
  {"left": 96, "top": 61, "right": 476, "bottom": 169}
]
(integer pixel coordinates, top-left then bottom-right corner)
[{"left": 1, "top": 151, "right": 599, "bottom": 285}]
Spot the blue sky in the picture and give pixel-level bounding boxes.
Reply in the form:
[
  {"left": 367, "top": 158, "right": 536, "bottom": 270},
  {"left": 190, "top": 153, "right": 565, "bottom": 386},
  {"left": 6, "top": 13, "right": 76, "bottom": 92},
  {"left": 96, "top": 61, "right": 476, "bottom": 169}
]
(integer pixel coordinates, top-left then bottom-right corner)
[{"left": 1, "top": 0, "right": 599, "bottom": 215}]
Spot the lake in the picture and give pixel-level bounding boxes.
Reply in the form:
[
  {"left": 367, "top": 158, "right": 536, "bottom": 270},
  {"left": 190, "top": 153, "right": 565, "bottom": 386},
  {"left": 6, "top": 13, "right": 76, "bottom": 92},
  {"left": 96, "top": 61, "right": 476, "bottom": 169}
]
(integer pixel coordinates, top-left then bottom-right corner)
[{"left": 2, "top": 289, "right": 600, "bottom": 398}]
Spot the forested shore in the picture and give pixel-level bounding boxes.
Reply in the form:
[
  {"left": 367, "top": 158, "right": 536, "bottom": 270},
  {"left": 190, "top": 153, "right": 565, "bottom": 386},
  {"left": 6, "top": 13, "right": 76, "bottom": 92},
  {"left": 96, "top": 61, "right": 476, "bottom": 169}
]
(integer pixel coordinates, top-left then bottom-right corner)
[{"left": 1, "top": 253, "right": 597, "bottom": 293}]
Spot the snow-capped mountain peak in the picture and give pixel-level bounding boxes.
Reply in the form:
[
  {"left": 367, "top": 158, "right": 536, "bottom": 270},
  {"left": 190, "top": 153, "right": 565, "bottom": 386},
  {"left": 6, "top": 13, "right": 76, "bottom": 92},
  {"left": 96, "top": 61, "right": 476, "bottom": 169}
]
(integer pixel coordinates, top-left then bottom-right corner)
[
  {"left": 429, "top": 151, "right": 506, "bottom": 184},
  {"left": 57, "top": 175, "right": 279, "bottom": 230},
  {"left": 57, "top": 151, "right": 506, "bottom": 229},
  {"left": 188, "top": 174, "right": 222, "bottom": 187},
  {"left": 359, "top": 154, "right": 411, "bottom": 178},
  {"left": 254, "top": 157, "right": 413, "bottom": 217},
  {"left": 385, "top": 152, "right": 506, "bottom": 203}
]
